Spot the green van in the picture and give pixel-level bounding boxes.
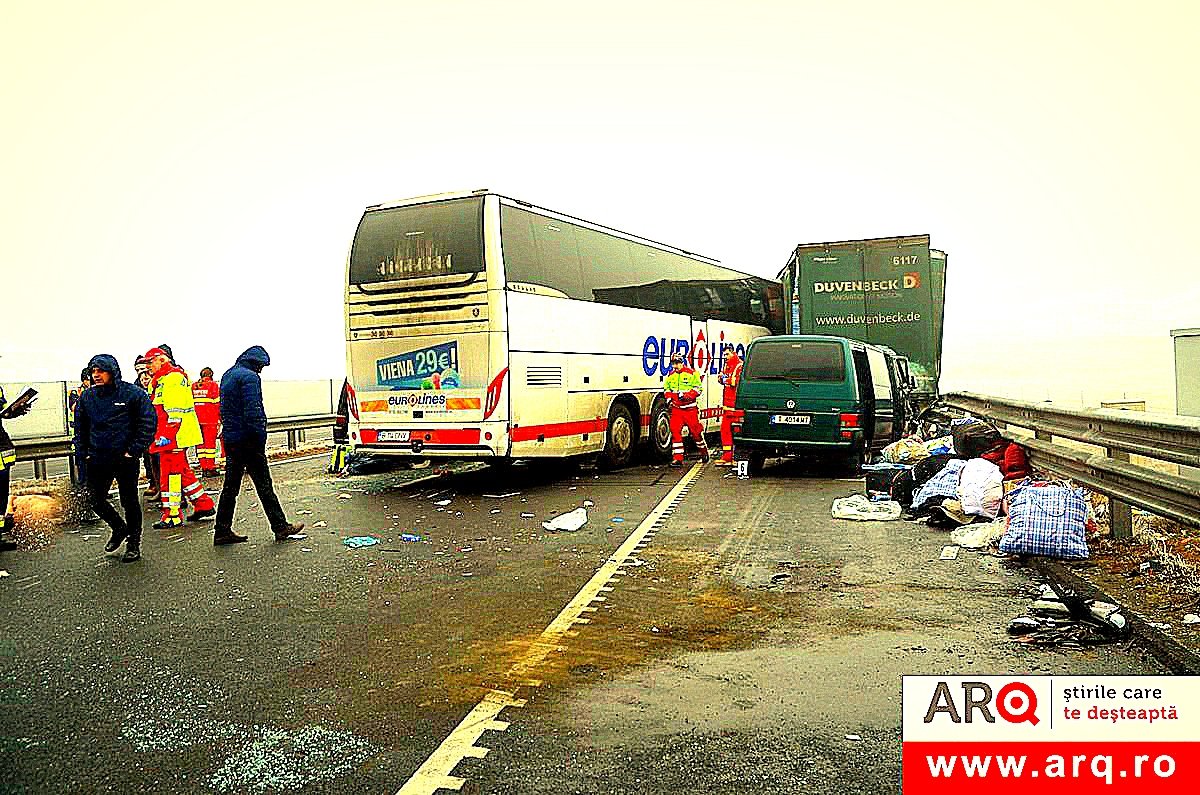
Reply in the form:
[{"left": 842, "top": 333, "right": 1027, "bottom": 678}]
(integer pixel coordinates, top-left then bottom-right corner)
[{"left": 731, "top": 335, "right": 906, "bottom": 474}]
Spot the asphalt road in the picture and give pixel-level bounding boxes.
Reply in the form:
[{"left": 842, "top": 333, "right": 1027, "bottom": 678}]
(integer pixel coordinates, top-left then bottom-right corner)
[{"left": 0, "top": 454, "right": 1167, "bottom": 794}]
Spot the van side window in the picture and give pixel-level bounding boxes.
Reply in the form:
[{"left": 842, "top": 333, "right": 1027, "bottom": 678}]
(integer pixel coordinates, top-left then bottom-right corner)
[{"left": 865, "top": 348, "right": 892, "bottom": 401}]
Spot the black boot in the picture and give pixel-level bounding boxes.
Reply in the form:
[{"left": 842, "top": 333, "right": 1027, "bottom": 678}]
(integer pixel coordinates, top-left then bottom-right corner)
[
  {"left": 122, "top": 531, "right": 142, "bottom": 562},
  {"left": 104, "top": 526, "right": 128, "bottom": 554}
]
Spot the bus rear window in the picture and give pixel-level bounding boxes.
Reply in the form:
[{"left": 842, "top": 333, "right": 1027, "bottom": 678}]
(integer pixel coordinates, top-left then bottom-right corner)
[
  {"left": 745, "top": 341, "right": 846, "bottom": 382},
  {"left": 349, "top": 197, "right": 484, "bottom": 284}
]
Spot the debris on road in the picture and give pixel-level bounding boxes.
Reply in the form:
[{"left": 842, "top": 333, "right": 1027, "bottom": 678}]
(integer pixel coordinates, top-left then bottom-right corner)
[
  {"left": 845, "top": 734, "right": 862, "bottom": 742},
  {"left": 939, "top": 546, "right": 960, "bottom": 561},
  {"left": 521, "top": 513, "right": 535, "bottom": 519},
  {"left": 287, "top": 533, "right": 307, "bottom": 540},
  {"left": 296, "top": 509, "right": 314, "bottom": 515},
  {"left": 400, "top": 533, "right": 421, "bottom": 542},
  {"left": 949, "top": 519, "right": 1007, "bottom": 550},
  {"left": 434, "top": 499, "right": 452, "bottom": 506},
  {"left": 583, "top": 500, "right": 594, "bottom": 507},
  {"left": 542, "top": 507, "right": 588, "bottom": 533},
  {"left": 832, "top": 494, "right": 901, "bottom": 521},
  {"left": 1008, "top": 581, "right": 1129, "bottom": 647},
  {"left": 1185, "top": 614, "right": 1200, "bottom": 625},
  {"left": 483, "top": 492, "right": 520, "bottom": 499},
  {"left": 313, "top": 521, "right": 328, "bottom": 528},
  {"left": 337, "top": 493, "right": 353, "bottom": 500},
  {"left": 343, "top": 536, "right": 380, "bottom": 549},
  {"left": 490, "top": 509, "right": 501, "bottom": 514}
]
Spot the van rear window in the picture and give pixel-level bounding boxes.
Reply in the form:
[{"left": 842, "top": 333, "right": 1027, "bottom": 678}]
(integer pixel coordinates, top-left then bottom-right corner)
[{"left": 745, "top": 341, "right": 846, "bottom": 382}]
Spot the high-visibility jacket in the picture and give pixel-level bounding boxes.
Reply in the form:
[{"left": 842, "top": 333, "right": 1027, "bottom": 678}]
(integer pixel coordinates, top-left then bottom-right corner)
[
  {"left": 150, "top": 364, "right": 203, "bottom": 452},
  {"left": 718, "top": 354, "right": 743, "bottom": 409},
  {"left": 664, "top": 367, "right": 703, "bottom": 410},
  {"left": 0, "top": 385, "right": 16, "bottom": 469},
  {"left": 191, "top": 377, "right": 221, "bottom": 426}
]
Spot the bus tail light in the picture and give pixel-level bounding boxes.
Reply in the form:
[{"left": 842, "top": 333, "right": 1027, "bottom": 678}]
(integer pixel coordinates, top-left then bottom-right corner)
[
  {"left": 484, "top": 367, "right": 509, "bottom": 420},
  {"left": 346, "top": 381, "right": 360, "bottom": 421}
]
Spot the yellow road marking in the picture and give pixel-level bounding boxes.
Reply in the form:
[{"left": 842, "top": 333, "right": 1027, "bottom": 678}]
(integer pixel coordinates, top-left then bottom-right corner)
[{"left": 395, "top": 462, "right": 705, "bottom": 795}]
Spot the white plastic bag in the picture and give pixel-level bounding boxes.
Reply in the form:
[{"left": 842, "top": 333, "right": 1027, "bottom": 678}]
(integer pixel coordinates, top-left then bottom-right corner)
[
  {"left": 949, "top": 519, "right": 1008, "bottom": 549},
  {"left": 832, "top": 494, "right": 902, "bottom": 521},
  {"left": 542, "top": 507, "right": 588, "bottom": 532},
  {"left": 957, "top": 458, "right": 1003, "bottom": 519}
]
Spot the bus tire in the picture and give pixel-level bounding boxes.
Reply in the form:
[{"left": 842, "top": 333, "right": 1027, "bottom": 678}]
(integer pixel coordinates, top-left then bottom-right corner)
[
  {"left": 602, "top": 403, "right": 636, "bottom": 470},
  {"left": 644, "top": 398, "right": 672, "bottom": 462}
]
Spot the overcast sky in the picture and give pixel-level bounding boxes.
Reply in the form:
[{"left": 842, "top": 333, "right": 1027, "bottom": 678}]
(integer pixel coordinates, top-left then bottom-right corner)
[{"left": 2, "top": 1, "right": 1195, "bottom": 409}]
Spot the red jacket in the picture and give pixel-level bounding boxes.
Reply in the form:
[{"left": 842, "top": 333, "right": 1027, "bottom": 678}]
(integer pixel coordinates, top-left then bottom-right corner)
[
  {"left": 191, "top": 377, "right": 221, "bottom": 426},
  {"left": 719, "top": 353, "right": 743, "bottom": 409},
  {"left": 982, "top": 442, "right": 1030, "bottom": 480}
]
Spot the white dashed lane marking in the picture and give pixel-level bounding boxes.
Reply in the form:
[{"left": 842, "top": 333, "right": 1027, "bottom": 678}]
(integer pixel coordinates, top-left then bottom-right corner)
[{"left": 395, "top": 462, "right": 705, "bottom": 795}]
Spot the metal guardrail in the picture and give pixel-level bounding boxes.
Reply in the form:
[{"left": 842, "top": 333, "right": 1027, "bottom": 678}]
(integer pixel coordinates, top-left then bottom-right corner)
[
  {"left": 942, "top": 392, "right": 1200, "bottom": 538},
  {"left": 11, "top": 414, "right": 338, "bottom": 480}
]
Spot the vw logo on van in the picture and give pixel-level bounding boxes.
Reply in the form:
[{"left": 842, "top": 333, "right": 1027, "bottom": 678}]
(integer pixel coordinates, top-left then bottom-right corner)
[{"left": 786, "top": 400, "right": 796, "bottom": 409}]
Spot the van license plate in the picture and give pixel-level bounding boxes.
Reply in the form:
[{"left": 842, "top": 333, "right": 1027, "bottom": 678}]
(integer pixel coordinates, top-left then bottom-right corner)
[
  {"left": 770, "top": 414, "right": 811, "bottom": 425},
  {"left": 378, "top": 430, "right": 410, "bottom": 442}
]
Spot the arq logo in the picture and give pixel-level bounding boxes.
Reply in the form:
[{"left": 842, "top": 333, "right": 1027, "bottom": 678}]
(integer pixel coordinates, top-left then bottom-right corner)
[{"left": 923, "top": 680, "right": 1040, "bottom": 726}]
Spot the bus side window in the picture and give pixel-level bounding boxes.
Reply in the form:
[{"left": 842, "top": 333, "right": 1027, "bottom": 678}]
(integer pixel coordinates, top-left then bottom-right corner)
[{"left": 500, "top": 205, "right": 583, "bottom": 299}]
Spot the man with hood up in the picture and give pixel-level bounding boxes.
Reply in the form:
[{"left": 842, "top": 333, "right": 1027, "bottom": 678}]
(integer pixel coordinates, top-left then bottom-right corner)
[
  {"left": 212, "top": 346, "right": 304, "bottom": 545},
  {"left": 73, "top": 354, "right": 156, "bottom": 562}
]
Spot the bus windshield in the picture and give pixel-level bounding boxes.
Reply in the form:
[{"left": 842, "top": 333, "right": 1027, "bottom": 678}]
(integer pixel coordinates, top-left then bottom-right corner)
[
  {"left": 745, "top": 340, "right": 846, "bottom": 382},
  {"left": 349, "top": 197, "right": 484, "bottom": 284}
]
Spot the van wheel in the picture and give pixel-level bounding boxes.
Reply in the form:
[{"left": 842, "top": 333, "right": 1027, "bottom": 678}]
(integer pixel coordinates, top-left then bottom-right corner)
[
  {"left": 644, "top": 399, "right": 672, "bottom": 462},
  {"left": 602, "top": 403, "right": 636, "bottom": 469}
]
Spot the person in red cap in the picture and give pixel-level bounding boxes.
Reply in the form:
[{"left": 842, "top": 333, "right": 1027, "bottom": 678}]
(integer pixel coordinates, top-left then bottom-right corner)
[
  {"left": 715, "top": 346, "right": 744, "bottom": 466},
  {"left": 144, "top": 347, "right": 216, "bottom": 527},
  {"left": 191, "top": 367, "right": 222, "bottom": 477}
]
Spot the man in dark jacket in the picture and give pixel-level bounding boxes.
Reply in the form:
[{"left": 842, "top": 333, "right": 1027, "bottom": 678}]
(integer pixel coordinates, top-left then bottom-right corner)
[
  {"left": 74, "top": 354, "right": 157, "bottom": 562},
  {"left": 212, "top": 346, "right": 303, "bottom": 545}
]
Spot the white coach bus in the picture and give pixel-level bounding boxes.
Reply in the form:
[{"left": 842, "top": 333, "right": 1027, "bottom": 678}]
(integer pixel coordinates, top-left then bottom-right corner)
[{"left": 343, "top": 190, "right": 784, "bottom": 467}]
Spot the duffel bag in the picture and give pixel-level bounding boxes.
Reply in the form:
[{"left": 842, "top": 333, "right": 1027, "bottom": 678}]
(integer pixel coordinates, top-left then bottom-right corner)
[{"left": 999, "top": 480, "right": 1089, "bottom": 559}]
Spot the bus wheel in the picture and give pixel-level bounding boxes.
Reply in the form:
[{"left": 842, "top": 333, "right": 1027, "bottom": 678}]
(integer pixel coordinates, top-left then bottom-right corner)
[
  {"left": 644, "top": 399, "right": 672, "bottom": 462},
  {"left": 602, "top": 403, "right": 636, "bottom": 469}
]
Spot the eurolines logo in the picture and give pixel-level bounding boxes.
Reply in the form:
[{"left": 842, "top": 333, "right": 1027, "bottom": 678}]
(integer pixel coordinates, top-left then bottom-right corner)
[{"left": 814, "top": 272, "right": 922, "bottom": 293}]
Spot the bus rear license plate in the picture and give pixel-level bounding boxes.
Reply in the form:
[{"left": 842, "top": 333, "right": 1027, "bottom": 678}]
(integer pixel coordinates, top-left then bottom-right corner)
[
  {"left": 770, "top": 414, "right": 811, "bottom": 425},
  {"left": 378, "top": 430, "right": 410, "bottom": 442}
]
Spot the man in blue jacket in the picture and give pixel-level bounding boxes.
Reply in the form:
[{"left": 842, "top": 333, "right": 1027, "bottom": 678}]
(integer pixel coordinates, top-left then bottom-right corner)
[
  {"left": 74, "top": 354, "right": 157, "bottom": 562},
  {"left": 212, "top": 346, "right": 304, "bottom": 545}
]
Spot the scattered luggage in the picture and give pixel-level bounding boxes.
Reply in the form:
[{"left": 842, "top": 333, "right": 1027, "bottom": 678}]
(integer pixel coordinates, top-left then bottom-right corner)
[{"left": 999, "top": 480, "right": 1090, "bottom": 559}]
